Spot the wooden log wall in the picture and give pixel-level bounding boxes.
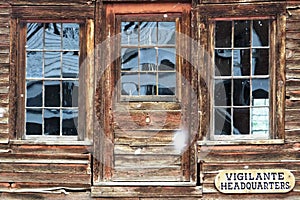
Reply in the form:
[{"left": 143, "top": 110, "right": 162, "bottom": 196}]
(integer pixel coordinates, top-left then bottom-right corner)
[{"left": 0, "top": 1, "right": 10, "bottom": 144}]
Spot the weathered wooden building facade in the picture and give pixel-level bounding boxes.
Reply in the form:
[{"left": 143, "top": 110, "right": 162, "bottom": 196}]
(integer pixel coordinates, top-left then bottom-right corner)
[{"left": 0, "top": 0, "right": 299, "bottom": 199}]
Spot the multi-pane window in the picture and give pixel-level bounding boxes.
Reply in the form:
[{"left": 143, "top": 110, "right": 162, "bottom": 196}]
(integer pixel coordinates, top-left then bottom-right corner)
[
  {"left": 25, "top": 23, "right": 79, "bottom": 138},
  {"left": 120, "top": 21, "right": 177, "bottom": 101},
  {"left": 213, "top": 19, "right": 272, "bottom": 140}
]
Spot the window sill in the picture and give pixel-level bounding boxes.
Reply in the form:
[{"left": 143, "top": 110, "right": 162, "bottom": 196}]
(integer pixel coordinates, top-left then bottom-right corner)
[
  {"left": 10, "top": 139, "right": 93, "bottom": 146},
  {"left": 197, "top": 139, "right": 284, "bottom": 146}
]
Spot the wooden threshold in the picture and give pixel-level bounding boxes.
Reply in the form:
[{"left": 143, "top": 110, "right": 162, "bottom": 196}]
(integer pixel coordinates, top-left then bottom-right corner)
[{"left": 91, "top": 184, "right": 202, "bottom": 198}]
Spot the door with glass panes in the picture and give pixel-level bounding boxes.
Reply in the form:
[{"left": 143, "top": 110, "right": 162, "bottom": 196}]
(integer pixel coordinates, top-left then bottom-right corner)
[{"left": 94, "top": 3, "right": 195, "bottom": 184}]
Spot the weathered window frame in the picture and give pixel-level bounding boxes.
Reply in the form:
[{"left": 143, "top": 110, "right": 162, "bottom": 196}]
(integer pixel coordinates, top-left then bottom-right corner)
[
  {"left": 10, "top": 6, "right": 95, "bottom": 143},
  {"left": 197, "top": 3, "right": 286, "bottom": 144}
]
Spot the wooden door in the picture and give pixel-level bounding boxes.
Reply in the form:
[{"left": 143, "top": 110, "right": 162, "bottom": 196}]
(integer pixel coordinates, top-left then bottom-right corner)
[{"left": 94, "top": 3, "right": 196, "bottom": 184}]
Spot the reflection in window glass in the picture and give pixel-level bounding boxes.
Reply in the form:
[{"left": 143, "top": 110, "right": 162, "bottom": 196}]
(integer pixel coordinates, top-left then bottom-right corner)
[
  {"left": 213, "top": 19, "right": 270, "bottom": 138},
  {"left": 120, "top": 21, "right": 176, "bottom": 98},
  {"left": 25, "top": 23, "right": 79, "bottom": 137},
  {"left": 62, "top": 110, "right": 78, "bottom": 135},
  {"left": 26, "top": 109, "right": 42, "bottom": 135}
]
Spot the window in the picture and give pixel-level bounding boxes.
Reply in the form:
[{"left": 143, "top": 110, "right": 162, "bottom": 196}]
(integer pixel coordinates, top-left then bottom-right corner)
[
  {"left": 25, "top": 23, "right": 80, "bottom": 138},
  {"left": 13, "top": 19, "right": 94, "bottom": 141},
  {"left": 118, "top": 17, "right": 179, "bottom": 101},
  {"left": 211, "top": 18, "right": 278, "bottom": 141}
]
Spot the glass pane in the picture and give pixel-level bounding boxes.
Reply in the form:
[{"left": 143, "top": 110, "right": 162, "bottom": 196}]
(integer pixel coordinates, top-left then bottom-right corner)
[
  {"left": 252, "top": 20, "right": 269, "bottom": 47},
  {"left": 62, "top": 109, "right": 78, "bottom": 136},
  {"left": 215, "top": 49, "right": 232, "bottom": 76},
  {"left": 63, "top": 23, "right": 79, "bottom": 50},
  {"left": 233, "top": 49, "right": 250, "bottom": 76},
  {"left": 158, "top": 22, "right": 175, "bottom": 45},
  {"left": 26, "top": 51, "right": 43, "bottom": 78},
  {"left": 44, "top": 109, "right": 60, "bottom": 135},
  {"left": 158, "top": 48, "right": 176, "bottom": 71},
  {"left": 63, "top": 81, "right": 79, "bottom": 107},
  {"left": 26, "top": 81, "right": 42, "bottom": 107},
  {"left": 121, "top": 22, "right": 139, "bottom": 45},
  {"left": 158, "top": 72, "right": 175, "bottom": 95},
  {"left": 26, "top": 109, "right": 42, "bottom": 135},
  {"left": 44, "top": 52, "right": 61, "bottom": 78},
  {"left": 233, "top": 79, "right": 250, "bottom": 106},
  {"left": 252, "top": 107, "right": 269, "bottom": 135},
  {"left": 140, "top": 72, "right": 156, "bottom": 95},
  {"left": 252, "top": 78, "right": 269, "bottom": 100},
  {"left": 214, "top": 79, "right": 231, "bottom": 106},
  {"left": 234, "top": 20, "right": 250, "bottom": 47},
  {"left": 45, "top": 23, "right": 61, "bottom": 49},
  {"left": 214, "top": 108, "right": 232, "bottom": 135},
  {"left": 27, "top": 23, "right": 43, "bottom": 49},
  {"left": 45, "top": 81, "right": 60, "bottom": 107},
  {"left": 233, "top": 108, "right": 250, "bottom": 134},
  {"left": 62, "top": 51, "right": 79, "bottom": 78},
  {"left": 140, "top": 48, "right": 157, "bottom": 71},
  {"left": 252, "top": 49, "right": 269, "bottom": 75},
  {"left": 140, "top": 22, "right": 157, "bottom": 45},
  {"left": 121, "top": 48, "right": 138, "bottom": 71},
  {"left": 215, "top": 21, "right": 232, "bottom": 48},
  {"left": 121, "top": 72, "right": 139, "bottom": 96}
]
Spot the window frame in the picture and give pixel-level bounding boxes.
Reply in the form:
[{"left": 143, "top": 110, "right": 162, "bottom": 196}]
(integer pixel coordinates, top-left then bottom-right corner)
[
  {"left": 115, "top": 14, "right": 182, "bottom": 102},
  {"left": 11, "top": 5, "right": 95, "bottom": 142},
  {"left": 197, "top": 3, "right": 286, "bottom": 144},
  {"left": 210, "top": 16, "right": 276, "bottom": 141}
]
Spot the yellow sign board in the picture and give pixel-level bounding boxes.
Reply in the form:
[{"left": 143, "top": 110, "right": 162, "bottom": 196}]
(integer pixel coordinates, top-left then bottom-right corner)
[{"left": 215, "top": 169, "right": 295, "bottom": 194}]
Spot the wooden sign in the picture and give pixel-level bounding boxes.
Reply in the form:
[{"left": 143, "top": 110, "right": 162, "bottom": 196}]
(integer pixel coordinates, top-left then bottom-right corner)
[{"left": 215, "top": 169, "right": 295, "bottom": 194}]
